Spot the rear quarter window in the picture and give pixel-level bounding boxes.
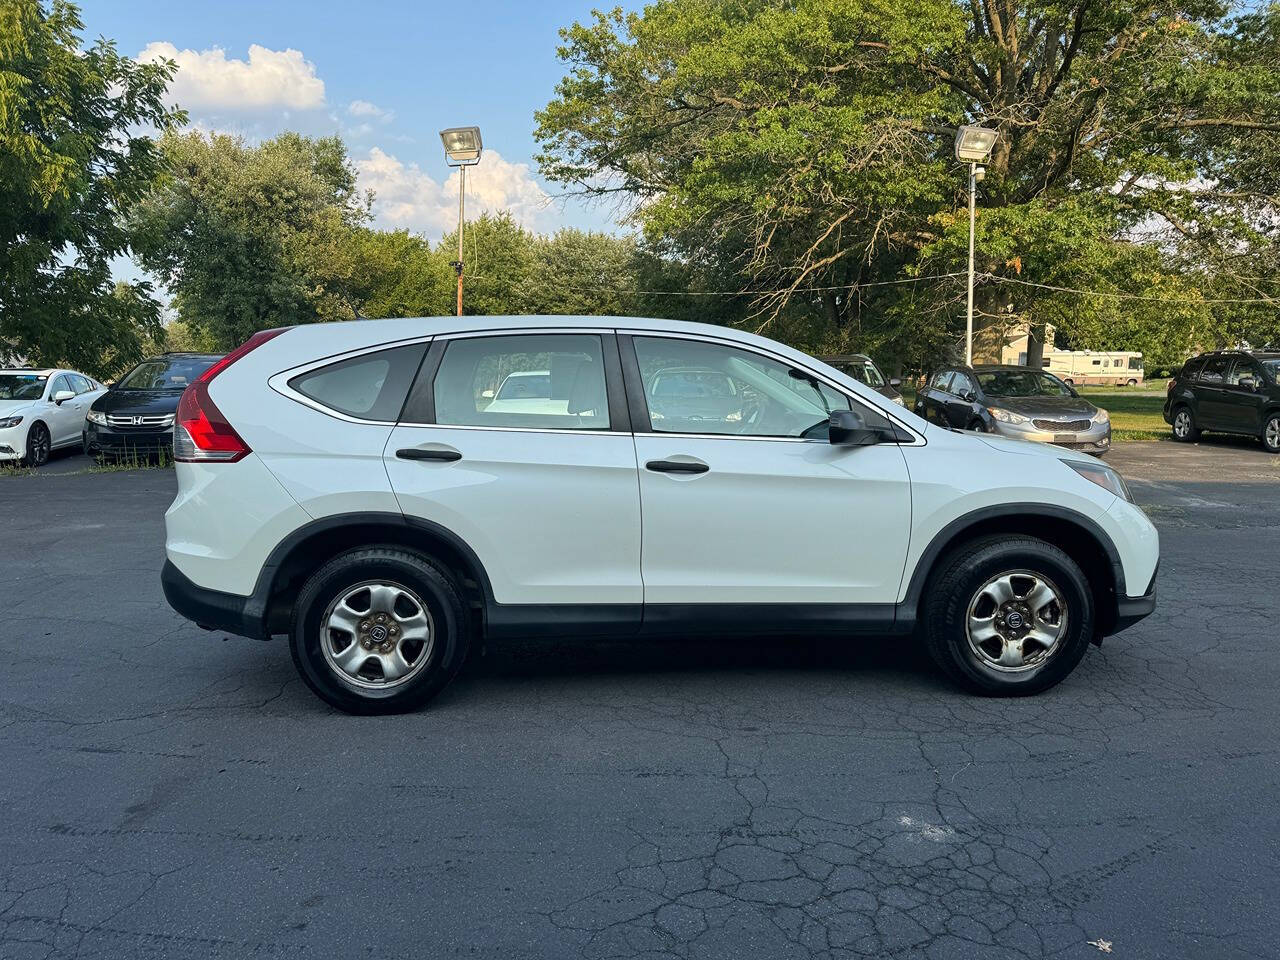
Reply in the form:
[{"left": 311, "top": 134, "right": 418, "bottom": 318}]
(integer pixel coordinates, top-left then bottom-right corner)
[{"left": 288, "top": 344, "right": 426, "bottom": 421}]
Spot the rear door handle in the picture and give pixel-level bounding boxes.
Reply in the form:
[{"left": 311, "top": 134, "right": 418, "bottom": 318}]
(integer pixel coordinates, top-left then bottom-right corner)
[
  {"left": 396, "top": 448, "right": 461, "bottom": 462},
  {"left": 645, "top": 459, "right": 709, "bottom": 474}
]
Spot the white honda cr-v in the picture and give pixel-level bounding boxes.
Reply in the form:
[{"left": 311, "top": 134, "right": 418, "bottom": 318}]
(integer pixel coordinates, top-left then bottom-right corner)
[{"left": 162, "top": 317, "right": 1158, "bottom": 713}]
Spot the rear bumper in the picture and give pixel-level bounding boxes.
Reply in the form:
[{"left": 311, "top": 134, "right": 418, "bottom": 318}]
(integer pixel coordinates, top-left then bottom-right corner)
[{"left": 162, "top": 559, "right": 268, "bottom": 639}]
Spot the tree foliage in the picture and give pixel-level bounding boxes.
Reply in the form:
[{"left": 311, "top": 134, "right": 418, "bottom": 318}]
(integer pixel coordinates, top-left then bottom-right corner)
[
  {"left": 132, "top": 131, "right": 373, "bottom": 350},
  {"left": 0, "top": 0, "right": 182, "bottom": 376},
  {"left": 535, "top": 0, "right": 1280, "bottom": 368}
]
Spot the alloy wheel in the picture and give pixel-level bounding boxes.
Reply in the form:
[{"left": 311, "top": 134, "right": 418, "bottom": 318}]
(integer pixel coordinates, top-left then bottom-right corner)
[
  {"left": 1174, "top": 410, "right": 1191, "bottom": 438},
  {"left": 27, "top": 424, "right": 50, "bottom": 466},
  {"left": 1266, "top": 417, "right": 1280, "bottom": 452},
  {"left": 320, "top": 580, "right": 434, "bottom": 690},
  {"left": 965, "top": 570, "right": 1067, "bottom": 673}
]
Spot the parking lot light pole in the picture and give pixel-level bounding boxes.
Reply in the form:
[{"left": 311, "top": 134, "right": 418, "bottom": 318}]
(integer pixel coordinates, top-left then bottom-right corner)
[
  {"left": 954, "top": 125, "right": 997, "bottom": 365},
  {"left": 439, "top": 126, "right": 484, "bottom": 317}
]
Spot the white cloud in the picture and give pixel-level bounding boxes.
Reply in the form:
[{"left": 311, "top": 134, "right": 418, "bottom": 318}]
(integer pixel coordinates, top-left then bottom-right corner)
[
  {"left": 348, "top": 99, "right": 393, "bottom": 122},
  {"left": 357, "top": 147, "right": 552, "bottom": 236},
  {"left": 138, "top": 42, "right": 325, "bottom": 111}
]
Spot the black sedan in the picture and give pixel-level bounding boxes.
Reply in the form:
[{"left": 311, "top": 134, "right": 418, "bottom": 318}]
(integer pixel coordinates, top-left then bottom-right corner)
[
  {"left": 915, "top": 364, "right": 1112, "bottom": 455},
  {"left": 84, "top": 353, "right": 222, "bottom": 458}
]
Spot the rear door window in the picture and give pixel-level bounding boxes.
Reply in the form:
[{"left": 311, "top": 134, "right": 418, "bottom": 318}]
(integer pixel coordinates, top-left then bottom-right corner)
[
  {"left": 289, "top": 343, "right": 426, "bottom": 421},
  {"left": 1198, "top": 356, "right": 1230, "bottom": 384},
  {"left": 426, "top": 334, "right": 611, "bottom": 431}
]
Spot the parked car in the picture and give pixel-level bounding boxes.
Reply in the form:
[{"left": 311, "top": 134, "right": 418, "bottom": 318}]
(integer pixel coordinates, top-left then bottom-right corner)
[
  {"left": 84, "top": 353, "right": 222, "bottom": 459},
  {"left": 821, "top": 354, "right": 905, "bottom": 405},
  {"left": 161, "top": 317, "right": 1157, "bottom": 713},
  {"left": 915, "top": 365, "right": 1111, "bottom": 456},
  {"left": 0, "top": 368, "right": 107, "bottom": 467},
  {"left": 1164, "top": 350, "right": 1280, "bottom": 452}
]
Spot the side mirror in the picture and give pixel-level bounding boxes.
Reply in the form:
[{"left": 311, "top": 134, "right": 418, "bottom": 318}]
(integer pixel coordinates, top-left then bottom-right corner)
[
  {"left": 1239, "top": 377, "right": 1258, "bottom": 391},
  {"left": 889, "top": 377, "right": 902, "bottom": 387},
  {"left": 962, "top": 390, "right": 977, "bottom": 403},
  {"left": 828, "top": 409, "right": 883, "bottom": 446},
  {"left": 52, "top": 390, "right": 75, "bottom": 404}
]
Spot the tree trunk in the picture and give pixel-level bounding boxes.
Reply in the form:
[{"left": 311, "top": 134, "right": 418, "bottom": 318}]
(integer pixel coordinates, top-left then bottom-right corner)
[
  {"left": 823, "top": 290, "right": 843, "bottom": 327},
  {"left": 1025, "top": 321, "right": 1046, "bottom": 368}
]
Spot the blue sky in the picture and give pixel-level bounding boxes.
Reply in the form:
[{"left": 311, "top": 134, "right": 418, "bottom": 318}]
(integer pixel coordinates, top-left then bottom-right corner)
[{"left": 80, "top": 0, "right": 641, "bottom": 238}]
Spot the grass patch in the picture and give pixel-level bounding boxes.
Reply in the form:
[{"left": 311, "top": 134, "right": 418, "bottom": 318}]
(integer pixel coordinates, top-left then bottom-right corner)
[
  {"left": 1086, "top": 390, "right": 1168, "bottom": 441},
  {"left": 87, "top": 448, "right": 174, "bottom": 472}
]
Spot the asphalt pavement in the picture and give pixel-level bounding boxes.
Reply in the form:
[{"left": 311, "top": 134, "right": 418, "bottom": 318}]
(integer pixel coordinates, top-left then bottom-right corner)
[{"left": 1, "top": 438, "right": 1277, "bottom": 959}]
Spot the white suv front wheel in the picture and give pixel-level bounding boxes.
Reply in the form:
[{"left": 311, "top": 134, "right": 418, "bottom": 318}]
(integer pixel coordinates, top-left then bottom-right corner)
[
  {"left": 289, "top": 547, "right": 470, "bottom": 714},
  {"left": 924, "top": 535, "right": 1095, "bottom": 695}
]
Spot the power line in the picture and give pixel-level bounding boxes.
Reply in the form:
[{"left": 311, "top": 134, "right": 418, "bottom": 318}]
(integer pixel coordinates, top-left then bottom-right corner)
[{"left": 981, "top": 273, "right": 1280, "bottom": 305}]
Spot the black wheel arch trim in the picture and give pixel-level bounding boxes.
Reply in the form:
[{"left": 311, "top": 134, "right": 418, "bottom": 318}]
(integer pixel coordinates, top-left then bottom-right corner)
[
  {"left": 163, "top": 505, "right": 1151, "bottom": 643},
  {"left": 895, "top": 502, "right": 1134, "bottom": 636}
]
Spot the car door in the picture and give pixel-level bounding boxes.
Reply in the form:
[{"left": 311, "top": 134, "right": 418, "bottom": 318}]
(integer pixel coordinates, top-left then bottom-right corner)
[
  {"left": 45, "top": 373, "right": 83, "bottom": 446},
  {"left": 622, "top": 332, "right": 912, "bottom": 608},
  {"left": 944, "top": 372, "right": 979, "bottom": 428},
  {"left": 918, "top": 371, "right": 954, "bottom": 425},
  {"left": 384, "top": 330, "right": 643, "bottom": 620},
  {"left": 1194, "top": 355, "right": 1232, "bottom": 428},
  {"left": 1222, "top": 359, "right": 1267, "bottom": 434}
]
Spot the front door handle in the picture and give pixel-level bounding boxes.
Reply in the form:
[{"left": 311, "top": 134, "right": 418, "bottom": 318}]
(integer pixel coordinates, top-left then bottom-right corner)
[
  {"left": 646, "top": 459, "right": 709, "bottom": 474},
  {"left": 396, "top": 447, "right": 461, "bottom": 462}
]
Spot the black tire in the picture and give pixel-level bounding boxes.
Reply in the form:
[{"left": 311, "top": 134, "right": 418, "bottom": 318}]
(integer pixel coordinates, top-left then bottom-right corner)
[
  {"left": 923, "top": 535, "right": 1094, "bottom": 696},
  {"left": 24, "top": 421, "right": 50, "bottom": 467},
  {"left": 1263, "top": 412, "right": 1280, "bottom": 454},
  {"left": 289, "top": 546, "right": 470, "bottom": 714},
  {"left": 968, "top": 420, "right": 987, "bottom": 433},
  {"left": 1170, "top": 405, "right": 1200, "bottom": 442},
  {"left": 1127, "top": 378, "right": 1138, "bottom": 387}
]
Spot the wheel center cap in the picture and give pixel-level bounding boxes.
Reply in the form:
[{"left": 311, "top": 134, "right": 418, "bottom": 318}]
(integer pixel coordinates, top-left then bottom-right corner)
[
  {"left": 369, "top": 624, "right": 388, "bottom": 643},
  {"left": 1005, "top": 611, "right": 1024, "bottom": 630}
]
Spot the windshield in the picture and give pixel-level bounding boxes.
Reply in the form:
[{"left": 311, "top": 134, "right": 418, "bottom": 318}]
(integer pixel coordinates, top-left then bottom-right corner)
[
  {"left": 837, "top": 360, "right": 886, "bottom": 388},
  {"left": 977, "top": 370, "right": 1073, "bottom": 397},
  {"left": 118, "top": 357, "right": 218, "bottom": 390},
  {"left": 0, "top": 374, "right": 47, "bottom": 401}
]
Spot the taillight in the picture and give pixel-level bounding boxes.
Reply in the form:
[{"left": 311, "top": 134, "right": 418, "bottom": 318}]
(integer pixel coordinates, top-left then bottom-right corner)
[
  {"left": 174, "top": 328, "right": 288, "bottom": 463},
  {"left": 1167, "top": 378, "right": 1176, "bottom": 394}
]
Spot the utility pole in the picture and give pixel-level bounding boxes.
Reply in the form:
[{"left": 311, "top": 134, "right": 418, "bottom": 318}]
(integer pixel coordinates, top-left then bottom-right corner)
[
  {"left": 966, "top": 161, "right": 976, "bottom": 366},
  {"left": 439, "top": 126, "right": 483, "bottom": 318},
  {"left": 455, "top": 165, "right": 465, "bottom": 317}
]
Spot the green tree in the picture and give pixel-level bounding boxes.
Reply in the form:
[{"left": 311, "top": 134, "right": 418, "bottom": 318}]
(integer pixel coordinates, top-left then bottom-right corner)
[
  {"left": 535, "top": 0, "right": 1280, "bottom": 366},
  {"left": 0, "top": 0, "right": 182, "bottom": 376},
  {"left": 133, "top": 131, "right": 371, "bottom": 349}
]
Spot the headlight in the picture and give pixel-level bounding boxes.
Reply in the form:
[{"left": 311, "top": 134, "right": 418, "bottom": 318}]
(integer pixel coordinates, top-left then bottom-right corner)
[
  {"left": 86, "top": 410, "right": 109, "bottom": 426},
  {"left": 1064, "top": 458, "right": 1132, "bottom": 501},
  {"left": 1092, "top": 408, "right": 1110, "bottom": 424},
  {"left": 0, "top": 415, "right": 22, "bottom": 429},
  {"left": 987, "top": 406, "right": 1029, "bottom": 424}
]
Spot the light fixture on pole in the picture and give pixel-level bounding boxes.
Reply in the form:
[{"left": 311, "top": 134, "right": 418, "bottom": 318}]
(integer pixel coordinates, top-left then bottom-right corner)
[
  {"left": 439, "top": 126, "right": 483, "bottom": 317},
  {"left": 955, "top": 124, "right": 997, "bottom": 365}
]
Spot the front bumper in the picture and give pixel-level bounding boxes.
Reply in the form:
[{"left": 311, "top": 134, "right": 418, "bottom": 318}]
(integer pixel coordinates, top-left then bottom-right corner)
[
  {"left": 162, "top": 560, "right": 269, "bottom": 639},
  {"left": 0, "top": 424, "right": 26, "bottom": 460},
  {"left": 991, "top": 419, "right": 1112, "bottom": 454},
  {"left": 84, "top": 422, "right": 173, "bottom": 453},
  {"left": 1113, "top": 564, "right": 1158, "bottom": 632}
]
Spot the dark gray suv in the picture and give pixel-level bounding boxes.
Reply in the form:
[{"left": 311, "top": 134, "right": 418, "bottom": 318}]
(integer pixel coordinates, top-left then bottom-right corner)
[{"left": 1164, "top": 351, "right": 1280, "bottom": 452}]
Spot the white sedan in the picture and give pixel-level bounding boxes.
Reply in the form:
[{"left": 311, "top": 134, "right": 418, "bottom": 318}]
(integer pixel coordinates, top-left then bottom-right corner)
[{"left": 0, "top": 368, "right": 107, "bottom": 467}]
